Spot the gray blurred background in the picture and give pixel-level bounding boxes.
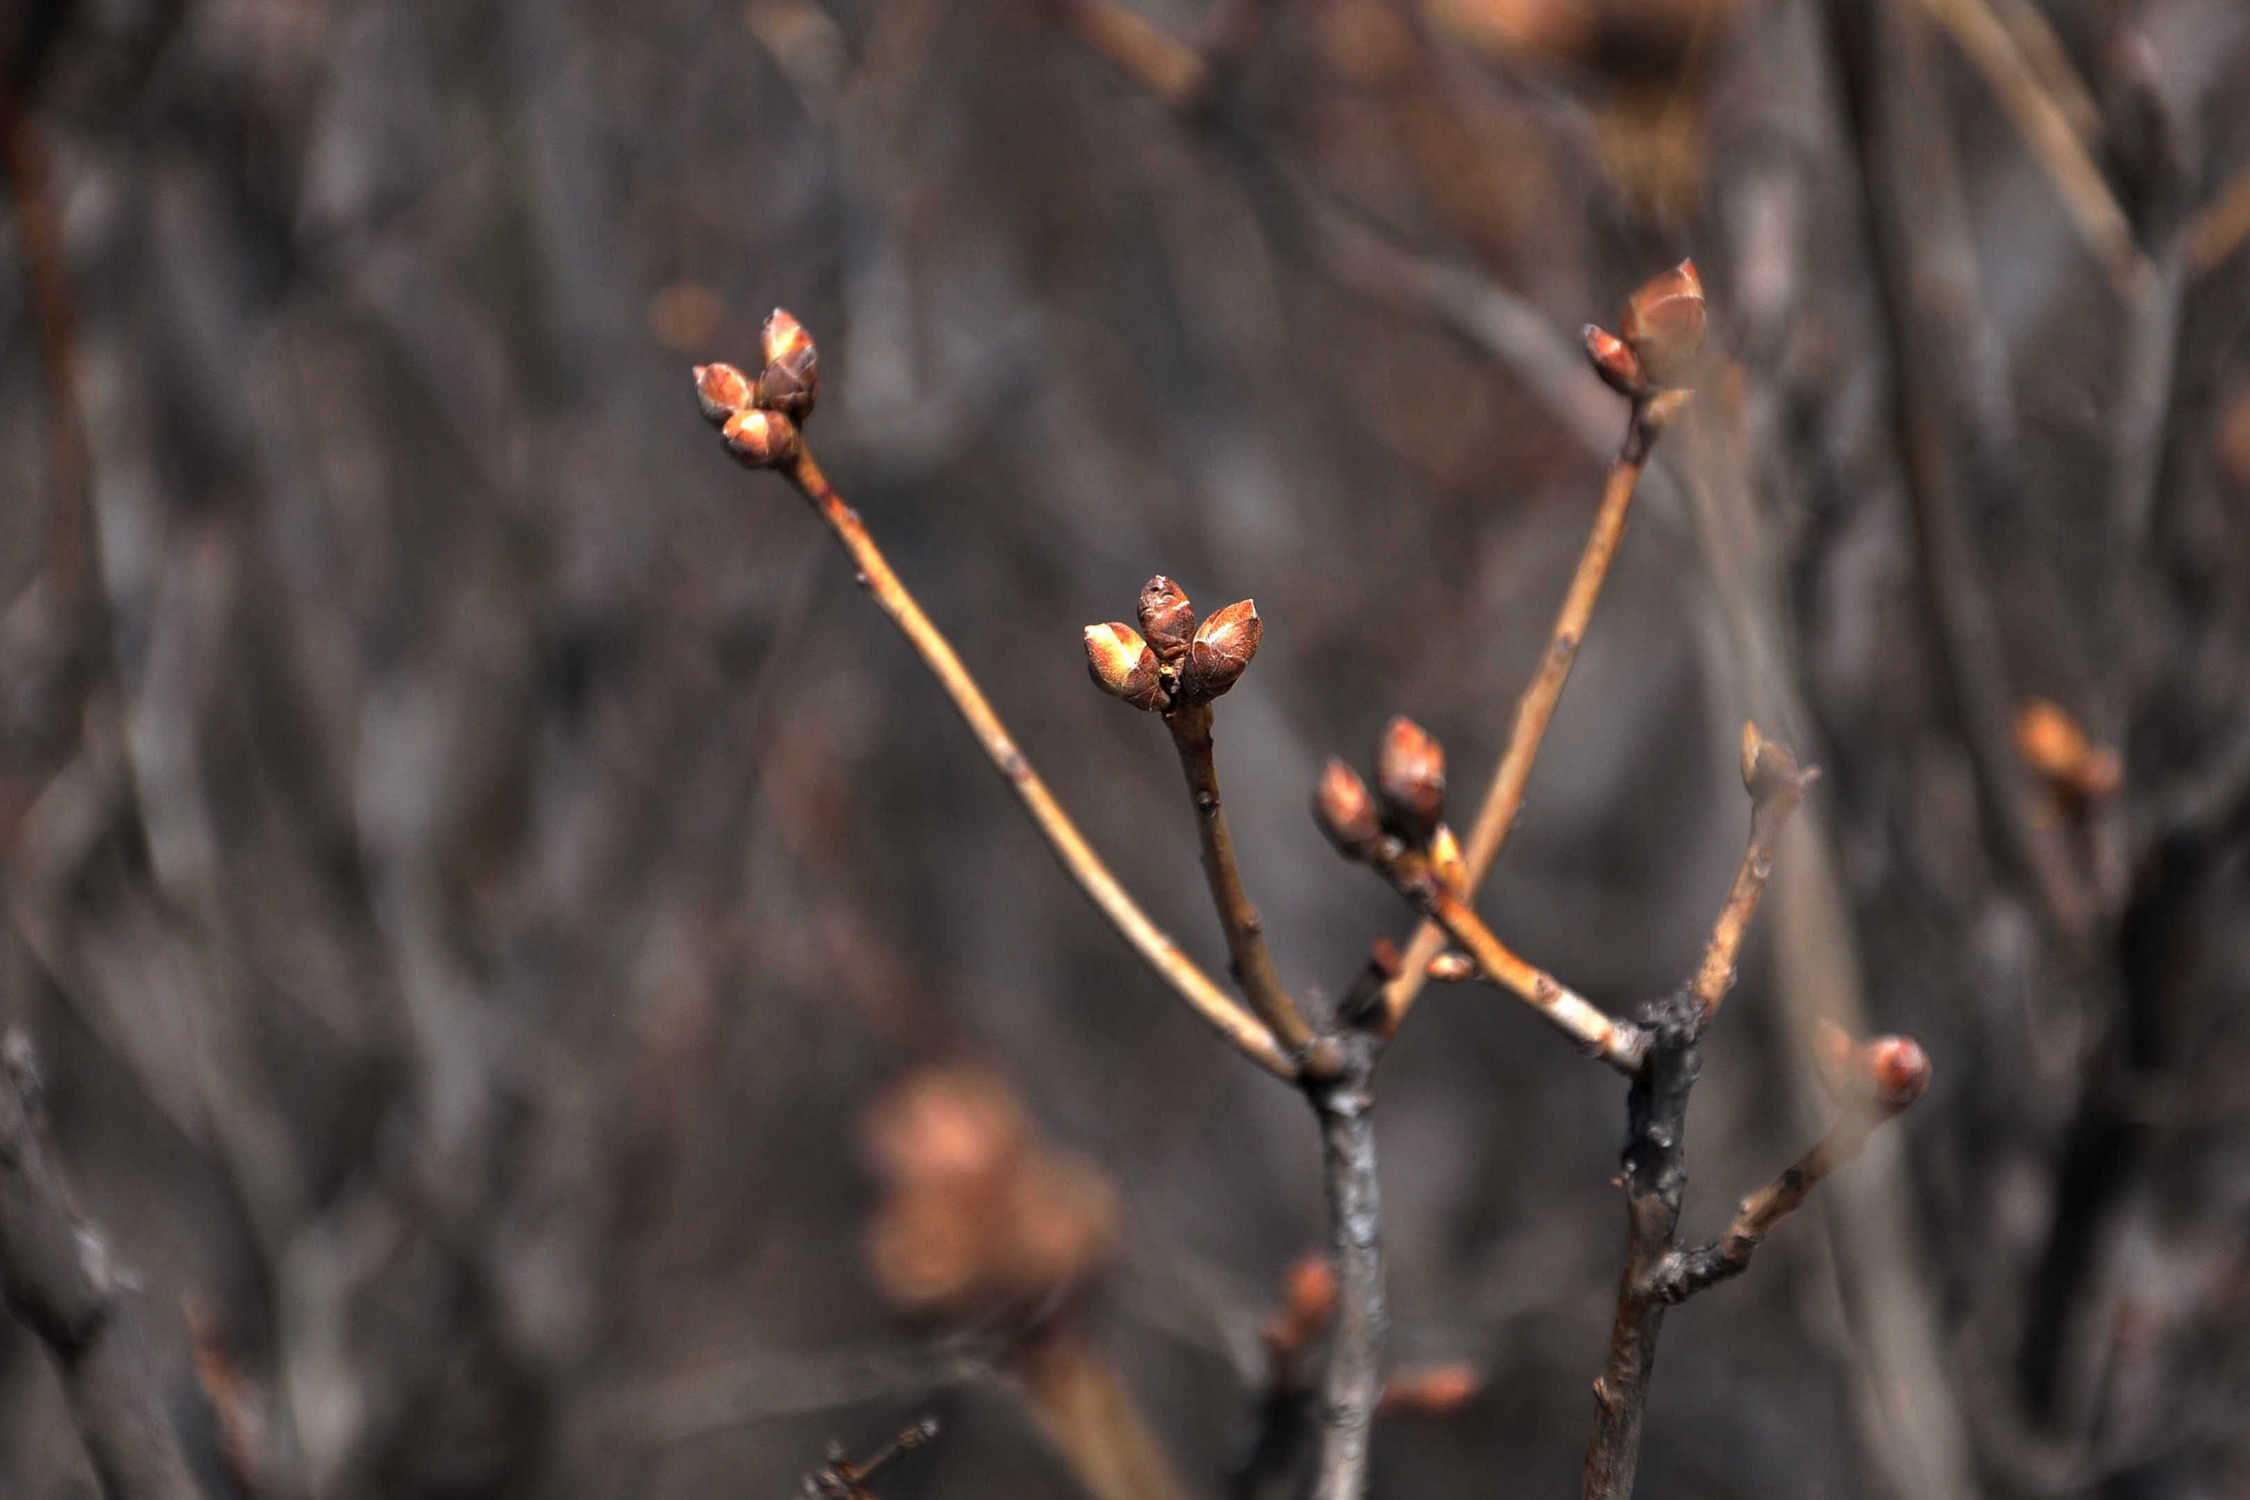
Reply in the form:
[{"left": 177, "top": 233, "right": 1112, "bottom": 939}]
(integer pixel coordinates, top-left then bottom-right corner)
[{"left": 3, "top": 0, "right": 2250, "bottom": 1495}]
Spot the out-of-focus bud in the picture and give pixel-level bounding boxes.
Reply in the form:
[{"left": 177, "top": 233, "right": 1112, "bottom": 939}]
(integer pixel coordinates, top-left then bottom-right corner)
[
  {"left": 1426, "top": 950, "right": 1476, "bottom": 982},
  {"left": 1314, "top": 758, "right": 1382, "bottom": 859},
  {"left": 1084, "top": 622, "right": 1165, "bottom": 711},
  {"left": 1583, "top": 325, "right": 1646, "bottom": 397},
  {"left": 1428, "top": 823, "right": 1467, "bottom": 895},
  {"left": 2015, "top": 699, "right": 2123, "bottom": 802},
  {"left": 1865, "top": 1035, "right": 1931, "bottom": 1113},
  {"left": 1369, "top": 937, "right": 1404, "bottom": 980},
  {"left": 1181, "top": 599, "right": 1262, "bottom": 701},
  {"left": 720, "top": 407, "right": 801, "bottom": 467},
  {"left": 1379, "top": 1362, "right": 1484, "bottom": 1420},
  {"left": 757, "top": 308, "right": 821, "bottom": 421},
  {"left": 1620, "top": 259, "right": 1706, "bottom": 388},
  {"left": 694, "top": 362, "right": 755, "bottom": 426},
  {"left": 1375, "top": 716, "right": 1446, "bottom": 845},
  {"left": 1739, "top": 721, "right": 1810, "bottom": 801},
  {"left": 1137, "top": 575, "right": 1197, "bottom": 663}
]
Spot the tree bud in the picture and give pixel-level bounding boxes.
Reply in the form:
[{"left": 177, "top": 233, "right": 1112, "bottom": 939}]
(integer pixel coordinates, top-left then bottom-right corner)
[
  {"left": 720, "top": 407, "right": 801, "bottom": 467},
  {"left": 1137, "top": 575, "right": 1196, "bottom": 663},
  {"left": 1180, "top": 599, "right": 1261, "bottom": 701},
  {"left": 1582, "top": 325, "right": 1645, "bottom": 397},
  {"left": 1864, "top": 1035, "right": 1931, "bottom": 1112},
  {"left": 1375, "top": 716, "right": 1445, "bottom": 845},
  {"left": 1314, "top": 758, "right": 1382, "bottom": 859},
  {"left": 694, "top": 362, "right": 755, "bottom": 426},
  {"left": 1619, "top": 259, "right": 1706, "bottom": 388},
  {"left": 757, "top": 308, "right": 820, "bottom": 421},
  {"left": 1739, "top": 720, "right": 1808, "bottom": 800},
  {"left": 1084, "top": 622, "right": 1164, "bottom": 711}
]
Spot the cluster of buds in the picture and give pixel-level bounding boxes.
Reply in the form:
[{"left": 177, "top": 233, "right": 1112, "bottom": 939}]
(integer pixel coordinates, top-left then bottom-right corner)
[
  {"left": 1083, "top": 574, "right": 1264, "bottom": 713},
  {"left": 1582, "top": 259, "right": 1706, "bottom": 408},
  {"left": 694, "top": 307, "right": 822, "bottom": 467},
  {"left": 1314, "top": 718, "right": 1466, "bottom": 890}
]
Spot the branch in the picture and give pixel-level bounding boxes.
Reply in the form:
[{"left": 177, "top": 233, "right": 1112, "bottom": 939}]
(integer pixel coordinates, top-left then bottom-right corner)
[
  {"left": 1380, "top": 399, "right": 1666, "bottom": 1033},
  {"left": 1166, "top": 701, "right": 1316, "bottom": 1059},
  {"left": 0, "top": 1032, "right": 199, "bottom": 1500},
  {"left": 1661, "top": 1038, "right": 1930, "bottom": 1302},
  {"left": 1688, "top": 724, "right": 1818, "bottom": 1021},
  {"left": 1916, "top": 0, "right": 2148, "bottom": 291},
  {"left": 694, "top": 346, "right": 1295, "bottom": 1080},
  {"left": 1306, "top": 1042, "right": 1382, "bottom": 1500}
]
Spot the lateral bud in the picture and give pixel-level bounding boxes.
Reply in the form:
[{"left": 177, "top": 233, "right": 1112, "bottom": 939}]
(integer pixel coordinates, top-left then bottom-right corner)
[
  {"left": 1740, "top": 721, "right": 1812, "bottom": 801},
  {"left": 720, "top": 407, "right": 801, "bottom": 467},
  {"left": 694, "top": 362, "right": 756, "bottom": 426},
  {"left": 1136, "top": 575, "right": 1197, "bottom": 664},
  {"left": 1314, "top": 758, "right": 1382, "bottom": 860},
  {"left": 1619, "top": 258, "right": 1706, "bottom": 389},
  {"left": 757, "top": 307, "right": 821, "bottom": 421},
  {"left": 1583, "top": 325, "right": 1646, "bottom": 398},
  {"left": 1180, "top": 599, "right": 1262, "bottom": 701},
  {"left": 1375, "top": 716, "right": 1446, "bottom": 845},
  {"left": 1084, "top": 622, "right": 1165, "bottom": 711},
  {"left": 1428, "top": 823, "right": 1467, "bottom": 895},
  {"left": 1864, "top": 1035, "right": 1931, "bottom": 1114}
]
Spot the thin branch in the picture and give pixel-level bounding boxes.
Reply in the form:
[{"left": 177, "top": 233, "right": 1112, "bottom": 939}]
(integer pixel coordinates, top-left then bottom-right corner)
[
  {"left": 0, "top": 1031, "right": 199, "bottom": 1500},
  {"left": 1689, "top": 724, "right": 1818, "bottom": 1021},
  {"left": 1166, "top": 703, "right": 1317, "bottom": 1059},
  {"left": 1916, "top": 0, "right": 2148, "bottom": 290},
  {"left": 1364, "top": 844, "right": 1646, "bottom": 1073},
  {"left": 1661, "top": 1116, "right": 1877, "bottom": 1302},
  {"left": 778, "top": 445, "right": 1296, "bottom": 1079},
  {"left": 1382, "top": 408, "right": 1659, "bottom": 1033},
  {"left": 1307, "top": 1043, "right": 1383, "bottom": 1500}
]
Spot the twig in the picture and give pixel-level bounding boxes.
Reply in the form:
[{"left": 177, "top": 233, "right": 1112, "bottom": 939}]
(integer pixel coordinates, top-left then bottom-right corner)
[
  {"left": 1306, "top": 1039, "right": 1382, "bottom": 1500},
  {"left": 0, "top": 1031, "right": 200, "bottom": 1500},
  {"left": 1381, "top": 404, "right": 1663, "bottom": 1034},
  {"left": 1013, "top": 1327, "right": 1199, "bottom": 1500},
  {"left": 773, "top": 440, "right": 1294, "bottom": 1079},
  {"left": 1367, "top": 842, "right": 1644, "bottom": 1072},
  {"left": 1166, "top": 703, "right": 1316, "bottom": 1059},
  {"left": 1916, "top": 0, "right": 2148, "bottom": 290},
  {"left": 1664, "top": 1118, "right": 1875, "bottom": 1301},
  {"left": 1689, "top": 725, "right": 1818, "bottom": 1020},
  {"left": 802, "top": 1416, "right": 941, "bottom": 1499}
]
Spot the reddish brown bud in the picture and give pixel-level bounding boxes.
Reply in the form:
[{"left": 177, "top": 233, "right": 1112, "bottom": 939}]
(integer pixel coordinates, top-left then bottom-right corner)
[
  {"left": 1137, "top": 575, "right": 1197, "bottom": 663},
  {"left": 1181, "top": 599, "right": 1262, "bottom": 701},
  {"left": 719, "top": 407, "right": 801, "bottom": 467},
  {"left": 1582, "top": 324, "right": 1646, "bottom": 397},
  {"left": 694, "top": 362, "right": 755, "bottom": 426},
  {"left": 1620, "top": 259, "right": 1706, "bottom": 388},
  {"left": 757, "top": 307, "right": 820, "bottom": 421},
  {"left": 1375, "top": 716, "right": 1446, "bottom": 845},
  {"left": 1864, "top": 1035, "right": 1931, "bottom": 1113},
  {"left": 1084, "top": 622, "right": 1165, "bottom": 711},
  {"left": 1379, "top": 1362, "right": 1483, "bottom": 1419},
  {"left": 1314, "top": 758, "right": 1382, "bottom": 859},
  {"left": 1369, "top": 937, "right": 1404, "bottom": 979}
]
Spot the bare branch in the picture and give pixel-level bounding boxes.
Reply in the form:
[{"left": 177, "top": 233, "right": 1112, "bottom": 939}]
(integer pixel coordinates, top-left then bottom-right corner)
[{"left": 1689, "top": 724, "right": 1818, "bottom": 1021}]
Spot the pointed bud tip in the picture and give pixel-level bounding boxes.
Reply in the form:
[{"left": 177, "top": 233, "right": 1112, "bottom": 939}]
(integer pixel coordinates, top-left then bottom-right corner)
[
  {"left": 719, "top": 407, "right": 800, "bottom": 467},
  {"left": 1375, "top": 716, "right": 1446, "bottom": 844},
  {"left": 1314, "top": 758, "right": 1382, "bottom": 859},
  {"left": 1621, "top": 259, "right": 1709, "bottom": 388},
  {"left": 1084, "top": 622, "right": 1164, "bottom": 711},
  {"left": 1582, "top": 324, "right": 1646, "bottom": 397},
  {"left": 1180, "top": 598, "right": 1262, "bottom": 702},
  {"left": 694, "top": 362, "right": 756, "bottom": 425}
]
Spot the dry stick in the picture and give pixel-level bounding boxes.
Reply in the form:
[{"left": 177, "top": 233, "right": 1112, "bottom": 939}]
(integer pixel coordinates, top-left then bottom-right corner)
[
  {"left": 1381, "top": 409, "right": 1659, "bottom": 1034},
  {"left": 1580, "top": 741, "right": 1810, "bottom": 1500},
  {"left": 779, "top": 447, "right": 1294, "bottom": 1080},
  {"left": 0, "top": 1033, "right": 199, "bottom": 1500},
  {"left": 1367, "top": 847, "right": 1645, "bottom": 1073},
  {"left": 1165, "top": 704, "right": 1319, "bottom": 1061},
  {"left": 1917, "top": 0, "right": 2148, "bottom": 290}
]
